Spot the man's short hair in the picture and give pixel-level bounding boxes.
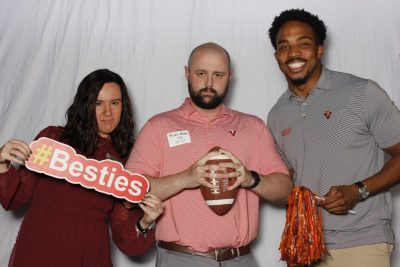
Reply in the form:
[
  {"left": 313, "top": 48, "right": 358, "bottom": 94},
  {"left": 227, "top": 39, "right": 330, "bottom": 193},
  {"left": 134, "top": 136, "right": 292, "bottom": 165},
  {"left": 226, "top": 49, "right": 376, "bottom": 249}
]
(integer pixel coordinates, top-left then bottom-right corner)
[{"left": 268, "top": 9, "right": 327, "bottom": 50}]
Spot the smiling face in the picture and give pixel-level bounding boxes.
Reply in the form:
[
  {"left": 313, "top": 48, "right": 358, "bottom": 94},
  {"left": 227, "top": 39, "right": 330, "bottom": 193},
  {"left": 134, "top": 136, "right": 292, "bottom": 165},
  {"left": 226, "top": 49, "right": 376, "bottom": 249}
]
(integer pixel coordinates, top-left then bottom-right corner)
[
  {"left": 274, "top": 20, "right": 324, "bottom": 97},
  {"left": 95, "top": 82, "right": 122, "bottom": 138}
]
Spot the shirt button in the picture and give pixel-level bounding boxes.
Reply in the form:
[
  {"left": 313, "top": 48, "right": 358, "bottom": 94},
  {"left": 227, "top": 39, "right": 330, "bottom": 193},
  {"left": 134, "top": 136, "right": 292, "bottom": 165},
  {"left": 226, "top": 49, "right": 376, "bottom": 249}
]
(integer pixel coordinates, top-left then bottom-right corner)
[
  {"left": 302, "top": 102, "right": 307, "bottom": 106},
  {"left": 302, "top": 113, "right": 306, "bottom": 117}
]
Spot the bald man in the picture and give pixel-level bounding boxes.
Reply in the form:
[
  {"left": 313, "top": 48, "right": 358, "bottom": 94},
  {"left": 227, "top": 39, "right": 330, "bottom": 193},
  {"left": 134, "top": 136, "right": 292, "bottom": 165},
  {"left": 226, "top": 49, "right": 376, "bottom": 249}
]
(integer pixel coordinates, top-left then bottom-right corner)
[{"left": 125, "top": 43, "right": 292, "bottom": 267}]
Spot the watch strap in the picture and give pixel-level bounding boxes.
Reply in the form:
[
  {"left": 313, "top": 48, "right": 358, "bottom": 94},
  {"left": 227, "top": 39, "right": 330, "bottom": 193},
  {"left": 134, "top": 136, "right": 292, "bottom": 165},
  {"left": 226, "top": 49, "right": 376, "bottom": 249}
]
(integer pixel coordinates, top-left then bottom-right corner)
[{"left": 248, "top": 170, "right": 260, "bottom": 189}]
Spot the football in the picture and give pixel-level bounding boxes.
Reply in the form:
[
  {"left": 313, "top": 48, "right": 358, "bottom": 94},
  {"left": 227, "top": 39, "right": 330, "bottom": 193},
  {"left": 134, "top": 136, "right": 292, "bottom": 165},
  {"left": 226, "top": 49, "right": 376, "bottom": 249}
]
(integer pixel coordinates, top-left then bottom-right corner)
[{"left": 200, "top": 147, "right": 238, "bottom": 215}]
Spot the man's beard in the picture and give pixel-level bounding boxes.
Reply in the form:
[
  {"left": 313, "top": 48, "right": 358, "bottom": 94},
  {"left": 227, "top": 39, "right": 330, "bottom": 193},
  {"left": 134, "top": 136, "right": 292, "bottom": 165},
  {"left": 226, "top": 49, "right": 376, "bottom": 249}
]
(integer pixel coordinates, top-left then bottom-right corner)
[
  {"left": 188, "top": 82, "right": 228, "bottom": 109},
  {"left": 290, "top": 76, "right": 309, "bottom": 86}
]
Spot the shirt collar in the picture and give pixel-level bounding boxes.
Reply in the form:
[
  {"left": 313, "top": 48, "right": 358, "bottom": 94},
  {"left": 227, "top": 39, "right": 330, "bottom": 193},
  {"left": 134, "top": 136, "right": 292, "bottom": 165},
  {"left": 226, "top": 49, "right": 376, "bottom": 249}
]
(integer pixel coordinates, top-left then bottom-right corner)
[
  {"left": 285, "top": 66, "right": 332, "bottom": 102},
  {"left": 178, "top": 98, "right": 233, "bottom": 121}
]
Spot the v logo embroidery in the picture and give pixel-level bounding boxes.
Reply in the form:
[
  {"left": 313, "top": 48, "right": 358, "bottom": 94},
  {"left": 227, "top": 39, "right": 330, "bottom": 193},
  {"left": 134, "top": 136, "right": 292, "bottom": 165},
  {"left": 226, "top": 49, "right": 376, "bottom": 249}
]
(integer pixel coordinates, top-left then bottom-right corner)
[
  {"left": 281, "top": 128, "right": 292, "bottom": 137},
  {"left": 228, "top": 130, "right": 237, "bottom": 136},
  {"left": 324, "top": 110, "right": 332, "bottom": 119}
]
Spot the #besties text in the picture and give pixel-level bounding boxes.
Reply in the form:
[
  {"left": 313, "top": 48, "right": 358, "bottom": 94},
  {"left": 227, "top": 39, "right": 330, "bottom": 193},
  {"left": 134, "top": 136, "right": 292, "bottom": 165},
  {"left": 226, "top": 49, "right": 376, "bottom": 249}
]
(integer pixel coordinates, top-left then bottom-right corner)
[{"left": 26, "top": 137, "right": 149, "bottom": 203}]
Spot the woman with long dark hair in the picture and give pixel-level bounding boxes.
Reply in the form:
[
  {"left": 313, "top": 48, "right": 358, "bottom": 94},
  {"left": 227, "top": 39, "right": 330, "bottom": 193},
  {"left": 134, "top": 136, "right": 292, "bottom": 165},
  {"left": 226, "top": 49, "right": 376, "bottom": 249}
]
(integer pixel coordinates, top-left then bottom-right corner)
[{"left": 0, "top": 69, "right": 163, "bottom": 267}]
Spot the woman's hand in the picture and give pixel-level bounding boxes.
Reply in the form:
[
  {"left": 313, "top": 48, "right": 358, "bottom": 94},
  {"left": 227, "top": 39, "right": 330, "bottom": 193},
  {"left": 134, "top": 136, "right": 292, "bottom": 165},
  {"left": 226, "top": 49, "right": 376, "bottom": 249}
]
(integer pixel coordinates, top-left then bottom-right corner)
[
  {"left": 137, "top": 192, "right": 164, "bottom": 230},
  {"left": 0, "top": 139, "right": 31, "bottom": 172}
]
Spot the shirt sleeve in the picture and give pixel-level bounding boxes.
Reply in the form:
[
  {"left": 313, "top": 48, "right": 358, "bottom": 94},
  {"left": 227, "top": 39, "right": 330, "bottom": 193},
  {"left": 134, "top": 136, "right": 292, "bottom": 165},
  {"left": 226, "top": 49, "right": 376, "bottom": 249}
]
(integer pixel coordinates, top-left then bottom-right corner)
[
  {"left": 270, "top": 131, "right": 291, "bottom": 170},
  {"left": 0, "top": 126, "right": 58, "bottom": 210},
  {"left": 365, "top": 80, "right": 400, "bottom": 148},
  {"left": 257, "top": 121, "right": 289, "bottom": 176},
  {"left": 109, "top": 201, "right": 155, "bottom": 256},
  {"left": 125, "top": 120, "right": 162, "bottom": 177},
  {"left": 0, "top": 165, "right": 27, "bottom": 210}
]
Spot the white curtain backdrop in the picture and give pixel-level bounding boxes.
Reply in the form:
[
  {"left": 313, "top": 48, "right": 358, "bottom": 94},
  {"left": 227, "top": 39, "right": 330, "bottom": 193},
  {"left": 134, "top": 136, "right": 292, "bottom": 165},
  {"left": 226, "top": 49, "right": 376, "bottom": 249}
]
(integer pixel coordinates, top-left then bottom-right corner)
[{"left": 1, "top": 1, "right": 399, "bottom": 266}]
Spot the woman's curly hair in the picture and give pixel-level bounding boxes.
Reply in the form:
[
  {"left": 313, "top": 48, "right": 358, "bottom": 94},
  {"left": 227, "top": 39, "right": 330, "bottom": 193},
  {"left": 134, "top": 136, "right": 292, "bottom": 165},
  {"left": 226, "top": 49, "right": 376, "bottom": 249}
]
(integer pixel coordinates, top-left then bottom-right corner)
[{"left": 61, "top": 69, "right": 134, "bottom": 158}]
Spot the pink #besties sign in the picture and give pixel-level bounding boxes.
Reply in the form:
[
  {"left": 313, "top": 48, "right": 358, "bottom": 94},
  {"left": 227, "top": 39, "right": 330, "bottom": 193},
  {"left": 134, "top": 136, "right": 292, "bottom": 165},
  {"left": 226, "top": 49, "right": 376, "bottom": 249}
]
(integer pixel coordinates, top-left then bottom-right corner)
[{"left": 25, "top": 137, "right": 149, "bottom": 203}]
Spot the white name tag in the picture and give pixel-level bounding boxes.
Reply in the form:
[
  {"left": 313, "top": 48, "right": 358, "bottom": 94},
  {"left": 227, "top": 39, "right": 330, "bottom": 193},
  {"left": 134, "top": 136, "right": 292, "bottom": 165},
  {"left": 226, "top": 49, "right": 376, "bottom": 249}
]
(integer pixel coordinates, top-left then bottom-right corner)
[{"left": 167, "top": 130, "right": 191, "bottom": 147}]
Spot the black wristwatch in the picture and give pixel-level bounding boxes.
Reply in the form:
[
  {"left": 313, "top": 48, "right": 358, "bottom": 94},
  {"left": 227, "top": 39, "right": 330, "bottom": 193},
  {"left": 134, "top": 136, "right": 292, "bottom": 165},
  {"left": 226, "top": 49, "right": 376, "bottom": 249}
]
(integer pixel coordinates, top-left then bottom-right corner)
[
  {"left": 248, "top": 171, "right": 261, "bottom": 189},
  {"left": 354, "top": 181, "right": 369, "bottom": 200}
]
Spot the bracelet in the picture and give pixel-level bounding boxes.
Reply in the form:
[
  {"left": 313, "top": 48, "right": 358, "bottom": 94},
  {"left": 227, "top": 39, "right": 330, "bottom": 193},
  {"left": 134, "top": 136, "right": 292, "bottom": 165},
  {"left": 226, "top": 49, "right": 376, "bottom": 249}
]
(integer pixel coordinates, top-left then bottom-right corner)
[
  {"left": 247, "top": 170, "right": 260, "bottom": 189},
  {"left": 135, "top": 219, "right": 155, "bottom": 235}
]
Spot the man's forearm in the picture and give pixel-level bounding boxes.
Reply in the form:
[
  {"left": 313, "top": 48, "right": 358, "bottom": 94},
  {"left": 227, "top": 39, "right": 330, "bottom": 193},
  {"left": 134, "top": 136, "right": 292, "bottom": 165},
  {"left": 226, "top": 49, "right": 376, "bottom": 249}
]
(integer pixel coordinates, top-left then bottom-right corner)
[
  {"left": 252, "top": 172, "right": 293, "bottom": 204},
  {"left": 147, "top": 171, "right": 189, "bottom": 201},
  {"left": 363, "top": 149, "right": 400, "bottom": 196}
]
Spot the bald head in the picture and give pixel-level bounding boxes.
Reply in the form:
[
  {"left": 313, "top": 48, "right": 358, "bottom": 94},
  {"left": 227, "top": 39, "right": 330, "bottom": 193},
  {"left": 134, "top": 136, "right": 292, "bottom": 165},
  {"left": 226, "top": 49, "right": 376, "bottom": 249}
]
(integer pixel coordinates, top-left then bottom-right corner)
[
  {"left": 187, "top": 42, "right": 231, "bottom": 71},
  {"left": 185, "top": 42, "right": 231, "bottom": 111}
]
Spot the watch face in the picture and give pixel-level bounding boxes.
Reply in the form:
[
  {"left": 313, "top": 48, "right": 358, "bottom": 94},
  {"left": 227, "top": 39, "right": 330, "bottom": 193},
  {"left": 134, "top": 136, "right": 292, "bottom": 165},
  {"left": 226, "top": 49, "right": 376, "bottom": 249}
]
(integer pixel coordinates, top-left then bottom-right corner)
[
  {"left": 360, "top": 188, "right": 369, "bottom": 199},
  {"left": 355, "top": 182, "right": 369, "bottom": 200}
]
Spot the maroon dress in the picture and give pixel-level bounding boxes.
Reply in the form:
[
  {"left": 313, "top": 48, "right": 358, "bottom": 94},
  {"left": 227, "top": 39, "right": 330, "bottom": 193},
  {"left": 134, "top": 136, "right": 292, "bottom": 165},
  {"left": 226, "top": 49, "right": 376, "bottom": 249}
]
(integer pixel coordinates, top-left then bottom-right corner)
[{"left": 0, "top": 126, "right": 155, "bottom": 267}]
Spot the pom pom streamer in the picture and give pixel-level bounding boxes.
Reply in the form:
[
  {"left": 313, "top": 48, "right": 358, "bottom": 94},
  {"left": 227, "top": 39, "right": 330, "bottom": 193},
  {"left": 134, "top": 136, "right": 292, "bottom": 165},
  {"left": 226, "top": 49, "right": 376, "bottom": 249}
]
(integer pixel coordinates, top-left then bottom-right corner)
[{"left": 279, "top": 186, "right": 328, "bottom": 266}]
